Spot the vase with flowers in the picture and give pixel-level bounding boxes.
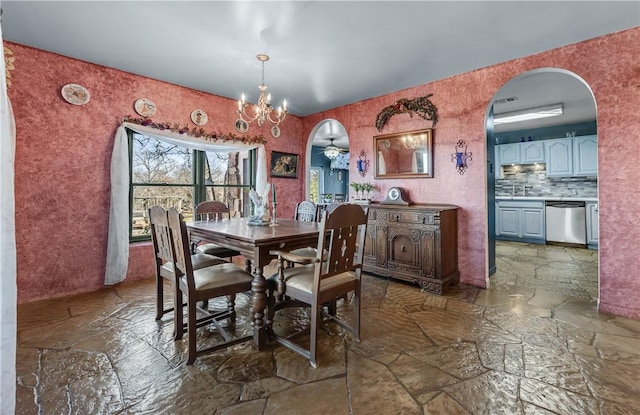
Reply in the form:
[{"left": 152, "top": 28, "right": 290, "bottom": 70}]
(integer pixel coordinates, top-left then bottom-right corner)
[
  {"left": 349, "top": 182, "right": 363, "bottom": 200},
  {"left": 361, "top": 183, "right": 375, "bottom": 200}
]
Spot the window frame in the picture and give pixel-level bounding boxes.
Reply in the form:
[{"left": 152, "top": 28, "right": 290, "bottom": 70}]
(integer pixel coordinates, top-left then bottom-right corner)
[{"left": 127, "top": 129, "right": 256, "bottom": 242}]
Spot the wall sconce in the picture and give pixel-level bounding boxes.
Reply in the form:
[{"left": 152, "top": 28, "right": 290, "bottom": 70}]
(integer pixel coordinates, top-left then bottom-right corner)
[
  {"left": 357, "top": 150, "right": 369, "bottom": 177},
  {"left": 451, "top": 140, "right": 472, "bottom": 175}
]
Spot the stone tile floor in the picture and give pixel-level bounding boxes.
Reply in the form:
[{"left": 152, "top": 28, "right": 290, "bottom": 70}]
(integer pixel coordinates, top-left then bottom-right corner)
[
  {"left": 16, "top": 251, "right": 640, "bottom": 414},
  {"left": 491, "top": 241, "right": 599, "bottom": 299}
]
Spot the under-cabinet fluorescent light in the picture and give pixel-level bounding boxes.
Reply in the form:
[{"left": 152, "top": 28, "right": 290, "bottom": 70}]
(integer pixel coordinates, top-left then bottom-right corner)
[{"left": 494, "top": 104, "right": 564, "bottom": 125}]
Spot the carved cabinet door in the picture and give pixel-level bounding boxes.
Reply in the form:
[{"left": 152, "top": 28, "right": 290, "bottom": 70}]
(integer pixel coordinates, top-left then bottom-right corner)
[{"left": 387, "top": 225, "right": 422, "bottom": 273}]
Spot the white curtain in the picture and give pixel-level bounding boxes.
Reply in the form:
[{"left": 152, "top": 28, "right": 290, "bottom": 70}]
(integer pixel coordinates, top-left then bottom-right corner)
[
  {"left": 105, "top": 122, "right": 268, "bottom": 285},
  {"left": 0, "top": 23, "right": 18, "bottom": 415}
]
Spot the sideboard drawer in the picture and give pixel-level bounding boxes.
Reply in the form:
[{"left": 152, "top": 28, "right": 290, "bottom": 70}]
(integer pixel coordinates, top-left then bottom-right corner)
[{"left": 387, "top": 210, "right": 437, "bottom": 225}]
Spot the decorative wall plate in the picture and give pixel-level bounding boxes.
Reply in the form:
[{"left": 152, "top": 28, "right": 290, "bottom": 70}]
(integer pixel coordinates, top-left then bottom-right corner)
[
  {"left": 271, "top": 125, "right": 281, "bottom": 138},
  {"left": 134, "top": 98, "right": 156, "bottom": 117},
  {"left": 191, "top": 109, "right": 208, "bottom": 126},
  {"left": 235, "top": 119, "right": 248, "bottom": 133},
  {"left": 61, "top": 84, "right": 90, "bottom": 105}
]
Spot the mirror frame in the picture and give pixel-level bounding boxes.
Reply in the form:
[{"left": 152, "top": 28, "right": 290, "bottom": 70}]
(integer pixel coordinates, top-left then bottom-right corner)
[{"left": 374, "top": 128, "right": 433, "bottom": 179}]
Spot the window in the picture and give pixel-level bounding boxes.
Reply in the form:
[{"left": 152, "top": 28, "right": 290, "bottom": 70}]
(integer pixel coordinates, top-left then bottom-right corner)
[
  {"left": 309, "top": 167, "right": 323, "bottom": 203},
  {"left": 128, "top": 130, "right": 254, "bottom": 241}
]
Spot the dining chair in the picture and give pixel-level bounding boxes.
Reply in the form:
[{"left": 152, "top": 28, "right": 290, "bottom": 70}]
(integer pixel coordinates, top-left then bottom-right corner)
[
  {"left": 148, "top": 206, "right": 226, "bottom": 336},
  {"left": 287, "top": 201, "right": 320, "bottom": 260},
  {"left": 268, "top": 203, "right": 368, "bottom": 367},
  {"left": 191, "top": 201, "right": 241, "bottom": 260},
  {"left": 167, "top": 208, "right": 254, "bottom": 365}
]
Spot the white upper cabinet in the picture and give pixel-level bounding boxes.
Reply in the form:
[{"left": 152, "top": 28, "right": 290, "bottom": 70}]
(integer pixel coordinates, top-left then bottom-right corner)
[
  {"left": 496, "top": 135, "right": 597, "bottom": 177},
  {"left": 521, "top": 141, "right": 545, "bottom": 163},
  {"left": 544, "top": 136, "right": 597, "bottom": 177},
  {"left": 498, "top": 141, "right": 544, "bottom": 165},
  {"left": 545, "top": 138, "right": 574, "bottom": 176},
  {"left": 573, "top": 135, "right": 598, "bottom": 176},
  {"left": 498, "top": 143, "right": 521, "bottom": 165}
]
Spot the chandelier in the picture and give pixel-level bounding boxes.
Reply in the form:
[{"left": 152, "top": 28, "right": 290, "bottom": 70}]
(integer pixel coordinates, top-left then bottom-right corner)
[
  {"left": 237, "top": 54, "right": 288, "bottom": 133},
  {"left": 402, "top": 134, "right": 426, "bottom": 150},
  {"left": 323, "top": 138, "right": 341, "bottom": 160}
]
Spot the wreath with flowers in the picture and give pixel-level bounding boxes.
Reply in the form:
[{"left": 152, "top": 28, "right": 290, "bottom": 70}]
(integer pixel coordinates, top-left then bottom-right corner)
[
  {"left": 121, "top": 115, "right": 267, "bottom": 145},
  {"left": 375, "top": 94, "right": 438, "bottom": 132}
]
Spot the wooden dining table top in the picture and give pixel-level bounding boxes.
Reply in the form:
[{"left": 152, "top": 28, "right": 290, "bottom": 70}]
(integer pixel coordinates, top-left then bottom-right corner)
[{"left": 186, "top": 218, "right": 319, "bottom": 245}]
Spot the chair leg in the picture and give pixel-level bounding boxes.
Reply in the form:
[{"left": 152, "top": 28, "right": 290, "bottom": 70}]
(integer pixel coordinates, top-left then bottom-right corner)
[
  {"left": 187, "top": 298, "right": 198, "bottom": 365},
  {"left": 174, "top": 287, "right": 184, "bottom": 341},
  {"left": 353, "top": 287, "right": 361, "bottom": 342},
  {"left": 327, "top": 299, "right": 337, "bottom": 316},
  {"left": 276, "top": 257, "right": 286, "bottom": 303},
  {"left": 155, "top": 275, "right": 164, "bottom": 321},
  {"left": 226, "top": 294, "right": 236, "bottom": 313},
  {"left": 310, "top": 304, "right": 320, "bottom": 368}
]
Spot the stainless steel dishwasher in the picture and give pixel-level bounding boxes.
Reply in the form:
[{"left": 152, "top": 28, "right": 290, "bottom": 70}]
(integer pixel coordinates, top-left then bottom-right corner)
[{"left": 545, "top": 201, "right": 586, "bottom": 245}]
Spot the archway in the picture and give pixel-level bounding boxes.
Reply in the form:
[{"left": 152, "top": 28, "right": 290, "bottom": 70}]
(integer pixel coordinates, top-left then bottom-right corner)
[
  {"left": 485, "top": 68, "right": 599, "bottom": 299},
  {"left": 305, "top": 119, "right": 350, "bottom": 202}
]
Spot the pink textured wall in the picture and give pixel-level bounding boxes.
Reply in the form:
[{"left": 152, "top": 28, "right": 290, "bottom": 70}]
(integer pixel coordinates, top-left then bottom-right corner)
[
  {"left": 303, "top": 27, "right": 640, "bottom": 318},
  {"left": 8, "top": 27, "right": 640, "bottom": 318},
  {"left": 8, "top": 42, "right": 304, "bottom": 304}
]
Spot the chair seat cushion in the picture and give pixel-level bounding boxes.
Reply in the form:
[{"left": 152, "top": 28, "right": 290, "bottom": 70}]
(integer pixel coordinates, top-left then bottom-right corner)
[
  {"left": 191, "top": 263, "right": 253, "bottom": 291},
  {"left": 288, "top": 247, "right": 317, "bottom": 258},
  {"left": 278, "top": 265, "right": 356, "bottom": 295},
  {"left": 161, "top": 254, "right": 226, "bottom": 278},
  {"left": 196, "top": 243, "right": 240, "bottom": 258}
]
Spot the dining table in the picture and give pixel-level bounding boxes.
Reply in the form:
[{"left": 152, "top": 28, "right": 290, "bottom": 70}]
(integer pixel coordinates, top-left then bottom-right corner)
[{"left": 186, "top": 217, "right": 320, "bottom": 348}]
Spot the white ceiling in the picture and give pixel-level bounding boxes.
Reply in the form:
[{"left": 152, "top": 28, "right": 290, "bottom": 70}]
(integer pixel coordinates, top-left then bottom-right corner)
[{"left": 2, "top": 1, "right": 638, "bottom": 147}]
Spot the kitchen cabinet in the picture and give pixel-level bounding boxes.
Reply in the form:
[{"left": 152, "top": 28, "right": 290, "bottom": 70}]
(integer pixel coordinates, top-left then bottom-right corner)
[
  {"left": 522, "top": 141, "right": 545, "bottom": 163},
  {"left": 496, "top": 200, "right": 545, "bottom": 243},
  {"left": 363, "top": 204, "right": 459, "bottom": 295},
  {"left": 545, "top": 136, "right": 597, "bottom": 177},
  {"left": 498, "top": 143, "right": 521, "bottom": 165},
  {"left": 586, "top": 202, "right": 599, "bottom": 248},
  {"left": 573, "top": 135, "right": 598, "bottom": 176},
  {"left": 544, "top": 138, "right": 573, "bottom": 176},
  {"left": 497, "top": 141, "right": 544, "bottom": 165}
]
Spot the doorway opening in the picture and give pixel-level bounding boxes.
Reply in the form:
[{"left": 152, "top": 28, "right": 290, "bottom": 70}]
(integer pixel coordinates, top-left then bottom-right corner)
[
  {"left": 486, "top": 68, "right": 599, "bottom": 300},
  {"left": 305, "top": 119, "right": 350, "bottom": 202}
]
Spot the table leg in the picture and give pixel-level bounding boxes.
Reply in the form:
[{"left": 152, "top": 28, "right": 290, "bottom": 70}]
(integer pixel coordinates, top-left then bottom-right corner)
[{"left": 251, "top": 266, "right": 268, "bottom": 348}]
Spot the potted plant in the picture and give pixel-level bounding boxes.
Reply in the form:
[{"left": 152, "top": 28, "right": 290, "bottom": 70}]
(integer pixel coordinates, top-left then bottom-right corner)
[
  {"left": 361, "top": 183, "right": 375, "bottom": 200},
  {"left": 349, "top": 182, "right": 363, "bottom": 200}
]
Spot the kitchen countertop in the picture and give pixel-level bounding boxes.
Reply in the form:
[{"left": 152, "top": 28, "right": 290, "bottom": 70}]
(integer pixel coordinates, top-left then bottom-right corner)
[{"left": 496, "top": 196, "right": 598, "bottom": 202}]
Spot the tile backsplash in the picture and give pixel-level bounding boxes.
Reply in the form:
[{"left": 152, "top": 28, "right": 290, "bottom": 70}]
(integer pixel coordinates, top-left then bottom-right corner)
[{"left": 496, "top": 164, "right": 597, "bottom": 198}]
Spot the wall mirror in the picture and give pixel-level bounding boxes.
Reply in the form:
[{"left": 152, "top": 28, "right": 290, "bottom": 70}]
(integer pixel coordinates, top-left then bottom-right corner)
[{"left": 374, "top": 128, "right": 433, "bottom": 179}]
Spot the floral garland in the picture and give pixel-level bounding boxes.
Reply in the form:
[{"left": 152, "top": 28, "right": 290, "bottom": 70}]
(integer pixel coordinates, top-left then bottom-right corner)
[
  {"left": 121, "top": 115, "right": 267, "bottom": 145},
  {"left": 375, "top": 94, "right": 438, "bottom": 132}
]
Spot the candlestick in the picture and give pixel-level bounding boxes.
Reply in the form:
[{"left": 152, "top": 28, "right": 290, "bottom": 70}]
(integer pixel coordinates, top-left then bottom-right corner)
[
  {"left": 270, "top": 201, "right": 278, "bottom": 226},
  {"left": 272, "top": 183, "right": 276, "bottom": 204}
]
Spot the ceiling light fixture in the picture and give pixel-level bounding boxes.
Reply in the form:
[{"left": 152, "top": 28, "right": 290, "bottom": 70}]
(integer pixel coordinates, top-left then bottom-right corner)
[
  {"left": 494, "top": 103, "right": 563, "bottom": 125},
  {"left": 323, "top": 139, "right": 341, "bottom": 160},
  {"left": 237, "top": 54, "right": 287, "bottom": 130}
]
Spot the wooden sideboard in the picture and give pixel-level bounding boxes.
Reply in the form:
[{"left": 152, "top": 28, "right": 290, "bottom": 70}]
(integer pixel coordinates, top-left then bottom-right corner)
[{"left": 363, "top": 203, "right": 459, "bottom": 294}]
